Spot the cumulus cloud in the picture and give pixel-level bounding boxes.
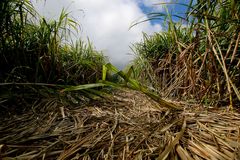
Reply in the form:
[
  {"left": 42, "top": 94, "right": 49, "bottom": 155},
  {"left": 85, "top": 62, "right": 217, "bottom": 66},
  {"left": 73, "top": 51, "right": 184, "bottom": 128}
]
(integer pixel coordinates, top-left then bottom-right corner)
[{"left": 32, "top": 0, "right": 162, "bottom": 69}]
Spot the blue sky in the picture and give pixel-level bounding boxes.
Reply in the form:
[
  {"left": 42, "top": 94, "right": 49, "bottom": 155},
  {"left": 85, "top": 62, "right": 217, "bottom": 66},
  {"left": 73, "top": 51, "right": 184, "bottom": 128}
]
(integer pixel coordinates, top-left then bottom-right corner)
[
  {"left": 32, "top": 0, "right": 192, "bottom": 69},
  {"left": 139, "top": 0, "right": 190, "bottom": 25}
]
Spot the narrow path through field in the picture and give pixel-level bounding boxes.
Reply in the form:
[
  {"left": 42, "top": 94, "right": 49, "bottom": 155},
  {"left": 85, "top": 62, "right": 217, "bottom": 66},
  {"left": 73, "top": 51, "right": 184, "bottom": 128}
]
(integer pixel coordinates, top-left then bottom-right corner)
[{"left": 0, "top": 89, "right": 240, "bottom": 159}]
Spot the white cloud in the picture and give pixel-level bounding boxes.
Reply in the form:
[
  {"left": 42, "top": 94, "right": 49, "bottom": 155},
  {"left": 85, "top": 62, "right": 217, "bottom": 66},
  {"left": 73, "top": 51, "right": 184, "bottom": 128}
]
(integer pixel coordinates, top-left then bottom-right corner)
[{"left": 31, "top": 0, "right": 162, "bottom": 69}]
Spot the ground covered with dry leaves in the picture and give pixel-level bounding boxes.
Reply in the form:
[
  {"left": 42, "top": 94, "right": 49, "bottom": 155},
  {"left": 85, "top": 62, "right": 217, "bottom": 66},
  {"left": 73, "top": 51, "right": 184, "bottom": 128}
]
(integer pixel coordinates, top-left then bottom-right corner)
[{"left": 0, "top": 88, "right": 240, "bottom": 160}]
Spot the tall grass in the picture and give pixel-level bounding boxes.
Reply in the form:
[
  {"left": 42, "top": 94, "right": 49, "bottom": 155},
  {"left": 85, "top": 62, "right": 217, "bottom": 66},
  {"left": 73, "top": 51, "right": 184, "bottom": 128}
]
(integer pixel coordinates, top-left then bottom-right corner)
[
  {"left": 0, "top": 0, "right": 107, "bottom": 113},
  {"left": 132, "top": 0, "right": 240, "bottom": 106},
  {"left": 0, "top": 0, "right": 106, "bottom": 84}
]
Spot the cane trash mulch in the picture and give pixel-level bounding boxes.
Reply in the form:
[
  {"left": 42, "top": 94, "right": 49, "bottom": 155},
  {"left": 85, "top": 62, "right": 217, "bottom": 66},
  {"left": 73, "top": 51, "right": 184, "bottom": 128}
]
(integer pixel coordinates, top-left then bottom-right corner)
[{"left": 0, "top": 89, "right": 240, "bottom": 160}]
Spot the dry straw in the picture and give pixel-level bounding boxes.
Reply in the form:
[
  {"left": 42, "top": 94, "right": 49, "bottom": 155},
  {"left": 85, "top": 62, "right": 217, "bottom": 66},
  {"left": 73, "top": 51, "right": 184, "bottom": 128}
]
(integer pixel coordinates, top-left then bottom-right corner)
[{"left": 1, "top": 88, "right": 240, "bottom": 160}]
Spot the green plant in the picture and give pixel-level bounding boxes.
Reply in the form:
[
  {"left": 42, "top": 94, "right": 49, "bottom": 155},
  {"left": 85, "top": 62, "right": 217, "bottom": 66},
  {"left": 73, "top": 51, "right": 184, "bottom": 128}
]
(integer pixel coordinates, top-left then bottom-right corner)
[
  {"left": 0, "top": 0, "right": 107, "bottom": 112},
  {"left": 131, "top": 0, "right": 240, "bottom": 107}
]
